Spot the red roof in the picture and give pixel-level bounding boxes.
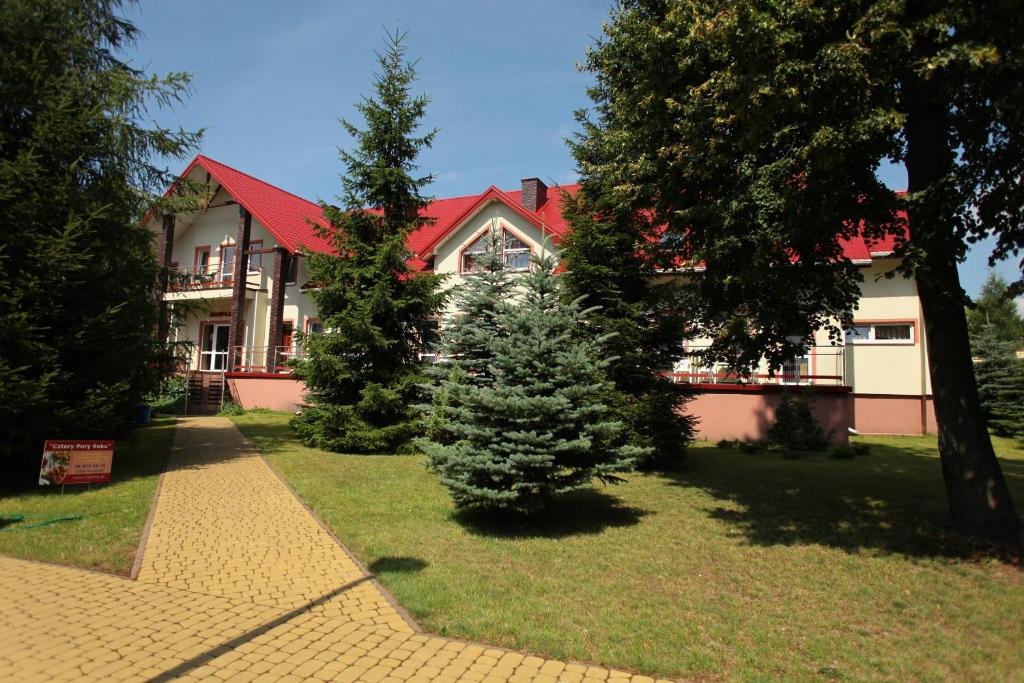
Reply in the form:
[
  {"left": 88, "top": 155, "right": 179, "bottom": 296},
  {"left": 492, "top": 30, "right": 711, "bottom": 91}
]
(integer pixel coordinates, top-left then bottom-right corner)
[{"left": 161, "top": 155, "right": 903, "bottom": 267}]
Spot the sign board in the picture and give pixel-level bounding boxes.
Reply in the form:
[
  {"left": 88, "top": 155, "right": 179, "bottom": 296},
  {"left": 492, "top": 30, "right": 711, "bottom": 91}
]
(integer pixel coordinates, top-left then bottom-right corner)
[{"left": 39, "top": 440, "right": 114, "bottom": 486}]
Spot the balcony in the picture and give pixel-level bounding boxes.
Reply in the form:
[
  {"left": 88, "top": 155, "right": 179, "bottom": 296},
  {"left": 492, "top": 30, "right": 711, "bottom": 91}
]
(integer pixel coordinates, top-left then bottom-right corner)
[
  {"left": 164, "top": 264, "right": 262, "bottom": 300},
  {"left": 663, "top": 345, "right": 847, "bottom": 387},
  {"left": 228, "top": 345, "right": 306, "bottom": 375}
]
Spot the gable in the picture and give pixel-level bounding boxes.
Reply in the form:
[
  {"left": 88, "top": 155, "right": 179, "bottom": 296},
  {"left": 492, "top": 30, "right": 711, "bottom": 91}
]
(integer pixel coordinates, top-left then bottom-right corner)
[{"left": 433, "top": 203, "right": 559, "bottom": 275}]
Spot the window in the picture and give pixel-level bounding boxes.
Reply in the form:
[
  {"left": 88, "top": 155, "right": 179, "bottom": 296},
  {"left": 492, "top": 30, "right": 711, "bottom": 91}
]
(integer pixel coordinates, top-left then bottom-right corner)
[
  {"left": 220, "top": 244, "right": 236, "bottom": 282},
  {"left": 461, "top": 228, "right": 532, "bottom": 273},
  {"left": 248, "top": 240, "right": 262, "bottom": 272},
  {"left": 305, "top": 318, "right": 323, "bottom": 336},
  {"left": 461, "top": 236, "right": 488, "bottom": 273},
  {"left": 845, "top": 322, "right": 914, "bottom": 344},
  {"left": 503, "top": 232, "right": 531, "bottom": 270},
  {"left": 194, "top": 247, "right": 211, "bottom": 274},
  {"left": 199, "top": 324, "right": 230, "bottom": 371},
  {"left": 285, "top": 254, "right": 298, "bottom": 284}
]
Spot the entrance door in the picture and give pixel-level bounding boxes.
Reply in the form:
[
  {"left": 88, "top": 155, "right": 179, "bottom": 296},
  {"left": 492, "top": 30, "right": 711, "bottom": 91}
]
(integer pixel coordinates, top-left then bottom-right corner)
[{"left": 200, "top": 324, "right": 230, "bottom": 372}]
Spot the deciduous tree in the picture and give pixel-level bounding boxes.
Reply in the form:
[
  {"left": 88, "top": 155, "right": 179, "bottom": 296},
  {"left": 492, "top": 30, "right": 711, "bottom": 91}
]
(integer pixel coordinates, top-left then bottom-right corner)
[{"left": 575, "top": 0, "right": 1022, "bottom": 540}]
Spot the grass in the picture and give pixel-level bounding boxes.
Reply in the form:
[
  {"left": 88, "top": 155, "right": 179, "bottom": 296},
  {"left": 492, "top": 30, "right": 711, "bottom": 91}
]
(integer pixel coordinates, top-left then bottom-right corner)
[
  {"left": 0, "top": 418, "right": 175, "bottom": 575},
  {"left": 233, "top": 412, "right": 1024, "bottom": 681}
]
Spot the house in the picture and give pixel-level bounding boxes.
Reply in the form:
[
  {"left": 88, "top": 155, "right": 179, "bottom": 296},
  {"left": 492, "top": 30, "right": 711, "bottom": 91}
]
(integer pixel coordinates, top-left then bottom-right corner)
[{"left": 147, "top": 155, "right": 935, "bottom": 440}]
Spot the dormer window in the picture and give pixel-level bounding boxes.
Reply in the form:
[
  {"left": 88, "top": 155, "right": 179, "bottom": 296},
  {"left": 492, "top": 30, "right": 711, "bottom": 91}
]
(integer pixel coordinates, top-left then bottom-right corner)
[{"left": 461, "top": 228, "right": 532, "bottom": 273}]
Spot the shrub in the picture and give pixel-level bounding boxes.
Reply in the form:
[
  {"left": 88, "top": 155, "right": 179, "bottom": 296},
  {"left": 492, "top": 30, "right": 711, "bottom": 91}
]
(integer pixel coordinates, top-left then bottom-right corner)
[
  {"left": 738, "top": 441, "right": 763, "bottom": 453},
  {"left": 767, "top": 391, "right": 830, "bottom": 452},
  {"left": 217, "top": 401, "right": 245, "bottom": 417},
  {"left": 716, "top": 438, "right": 737, "bottom": 449}
]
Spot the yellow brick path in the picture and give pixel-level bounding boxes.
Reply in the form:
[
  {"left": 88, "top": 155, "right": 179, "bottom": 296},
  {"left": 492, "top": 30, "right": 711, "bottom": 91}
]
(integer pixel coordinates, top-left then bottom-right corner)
[{"left": 0, "top": 416, "right": 674, "bottom": 683}]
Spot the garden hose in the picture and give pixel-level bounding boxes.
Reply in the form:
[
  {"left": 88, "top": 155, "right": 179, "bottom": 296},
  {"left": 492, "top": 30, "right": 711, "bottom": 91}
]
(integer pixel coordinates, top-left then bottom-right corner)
[{"left": 0, "top": 514, "right": 83, "bottom": 531}]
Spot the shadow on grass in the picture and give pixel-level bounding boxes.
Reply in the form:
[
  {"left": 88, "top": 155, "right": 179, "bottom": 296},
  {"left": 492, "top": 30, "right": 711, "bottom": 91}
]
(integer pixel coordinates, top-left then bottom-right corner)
[
  {"left": 453, "top": 488, "right": 649, "bottom": 540},
  {"left": 231, "top": 416, "right": 303, "bottom": 456},
  {"left": 369, "top": 556, "right": 429, "bottom": 574},
  {"left": 1, "top": 418, "right": 177, "bottom": 496},
  {"left": 661, "top": 441, "right": 1024, "bottom": 563}
]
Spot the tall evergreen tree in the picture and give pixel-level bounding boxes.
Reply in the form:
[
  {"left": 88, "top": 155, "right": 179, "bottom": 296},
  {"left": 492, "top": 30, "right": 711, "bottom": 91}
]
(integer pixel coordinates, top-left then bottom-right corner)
[
  {"left": 561, "top": 185, "right": 696, "bottom": 468},
  {"left": 292, "top": 31, "right": 445, "bottom": 453},
  {"left": 418, "top": 245, "right": 642, "bottom": 513},
  {"left": 0, "top": 0, "right": 200, "bottom": 485},
  {"left": 967, "top": 272, "right": 1024, "bottom": 347},
  {"left": 973, "top": 327, "right": 1024, "bottom": 439},
  {"left": 574, "top": 0, "right": 1022, "bottom": 541}
]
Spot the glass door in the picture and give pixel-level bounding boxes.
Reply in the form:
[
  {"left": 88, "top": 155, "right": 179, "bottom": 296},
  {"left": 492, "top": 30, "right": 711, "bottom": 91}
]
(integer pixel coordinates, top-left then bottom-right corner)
[{"left": 200, "top": 324, "right": 230, "bottom": 371}]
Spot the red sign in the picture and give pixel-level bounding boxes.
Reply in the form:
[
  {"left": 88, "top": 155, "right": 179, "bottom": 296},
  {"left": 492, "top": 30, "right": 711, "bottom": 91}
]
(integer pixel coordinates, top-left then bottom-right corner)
[{"left": 39, "top": 440, "right": 114, "bottom": 485}]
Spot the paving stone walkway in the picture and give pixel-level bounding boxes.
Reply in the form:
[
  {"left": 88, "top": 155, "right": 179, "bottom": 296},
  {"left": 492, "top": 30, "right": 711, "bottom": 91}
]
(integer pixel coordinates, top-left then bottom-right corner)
[{"left": 0, "top": 416, "right": 674, "bottom": 683}]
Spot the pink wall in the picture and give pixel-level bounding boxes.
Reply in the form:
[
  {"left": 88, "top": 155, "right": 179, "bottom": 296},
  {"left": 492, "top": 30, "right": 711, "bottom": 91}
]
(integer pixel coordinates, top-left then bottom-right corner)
[
  {"left": 226, "top": 375, "right": 305, "bottom": 413},
  {"left": 688, "top": 386, "right": 851, "bottom": 446},
  {"left": 852, "top": 395, "right": 935, "bottom": 435}
]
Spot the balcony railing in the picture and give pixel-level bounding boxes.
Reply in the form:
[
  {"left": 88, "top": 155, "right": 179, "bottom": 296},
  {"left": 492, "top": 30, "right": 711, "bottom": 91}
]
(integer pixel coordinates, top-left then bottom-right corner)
[
  {"left": 229, "top": 345, "right": 305, "bottom": 374},
  {"left": 663, "top": 344, "right": 846, "bottom": 387},
  {"left": 167, "top": 264, "right": 261, "bottom": 292}
]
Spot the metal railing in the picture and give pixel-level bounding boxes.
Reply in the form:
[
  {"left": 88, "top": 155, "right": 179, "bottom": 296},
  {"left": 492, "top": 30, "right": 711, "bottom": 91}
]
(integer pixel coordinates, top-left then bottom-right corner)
[
  {"left": 167, "top": 264, "right": 262, "bottom": 292},
  {"left": 229, "top": 345, "right": 305, "bottom": 374},
  {"left": 663, "top": 344, "right": 846, "bottom": 387}
]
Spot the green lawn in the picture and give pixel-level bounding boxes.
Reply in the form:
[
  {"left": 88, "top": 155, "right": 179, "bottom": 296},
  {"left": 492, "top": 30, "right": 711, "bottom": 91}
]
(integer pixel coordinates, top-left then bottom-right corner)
[
  {"left": 0, "top": 418, "right": 175, "bottom": 575},
  {"left": 233, "top": 413, "right": 1024, "bottom": 681}
]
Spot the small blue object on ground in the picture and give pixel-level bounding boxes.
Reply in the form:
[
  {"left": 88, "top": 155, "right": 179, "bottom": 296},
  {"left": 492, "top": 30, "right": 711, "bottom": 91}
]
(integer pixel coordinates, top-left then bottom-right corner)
[{"left": 136, "top": 403, "right": 151, "bottom": 425}]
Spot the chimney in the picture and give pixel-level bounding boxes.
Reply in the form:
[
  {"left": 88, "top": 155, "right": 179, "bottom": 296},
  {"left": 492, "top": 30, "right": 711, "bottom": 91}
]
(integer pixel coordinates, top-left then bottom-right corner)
[{"left": 520, "top": 178, "right": 547, "bottom": 212}]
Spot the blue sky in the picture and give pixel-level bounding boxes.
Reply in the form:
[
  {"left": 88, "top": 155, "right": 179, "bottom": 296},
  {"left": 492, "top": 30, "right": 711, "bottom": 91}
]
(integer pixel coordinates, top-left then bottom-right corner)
[{"left": 126, "top": 0, "right": 1018, "bottom": 302}]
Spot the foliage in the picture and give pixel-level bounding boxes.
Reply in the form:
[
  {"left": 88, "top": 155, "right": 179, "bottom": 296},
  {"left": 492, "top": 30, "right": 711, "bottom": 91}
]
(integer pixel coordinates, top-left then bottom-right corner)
[
  {"left": 417, "top": 243, "right": 642, "bottom": 513},
  {"left": 967, "top": 272, "right": 1024, "bottom": 347},
  {"left": 291, "top": 30, "right": 446, "bottom": 453},
  {"left": 973, "top": 327, "right": 1024, "bottom": 438},
  {"left": 0, "top": 0, "right": 200, "bottom": 486},
  {"left": 561, "top": 190, "right": 696, "bottom": 468},
  {"left": 767, "top": 392, "right": 830, "bottom": 452},
  {"left": 145, "top": 375, "right": 187, "bottom": 415},
  {"left": 217, "top": 401, "right": 245, "bottom": 417},
  {"left": 576, "top": 0, "right": 1022, "bottom": 540}
]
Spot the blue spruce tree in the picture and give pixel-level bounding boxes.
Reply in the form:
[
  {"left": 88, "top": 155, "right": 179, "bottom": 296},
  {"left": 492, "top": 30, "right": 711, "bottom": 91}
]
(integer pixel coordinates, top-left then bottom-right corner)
[{"left": 419, "top": 238, "right": 642, "bottom": 513}]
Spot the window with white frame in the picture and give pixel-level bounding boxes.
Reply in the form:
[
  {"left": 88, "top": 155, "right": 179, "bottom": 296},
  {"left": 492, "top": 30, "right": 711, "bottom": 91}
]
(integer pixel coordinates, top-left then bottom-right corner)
[
  {"left": 461, "top": 228, "right": 532, "bottom": 273},
  {"left": 503, "top": 231, "right": 531, "bottom": 270},
  {"left": 845, "top": 322, "right": 914, "bottom": 344}
]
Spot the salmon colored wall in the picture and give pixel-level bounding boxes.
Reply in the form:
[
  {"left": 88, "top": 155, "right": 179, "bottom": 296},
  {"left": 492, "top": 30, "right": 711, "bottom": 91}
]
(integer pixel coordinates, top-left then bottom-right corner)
[
  {"left": 227, "top": 376, "right": 305, "bottom": 413},
  {"left": 689, "top": 387, "right": 850, "bottom": 446},
  {"left": 852, "top": 395, "right": 936, "bottom": 435}
]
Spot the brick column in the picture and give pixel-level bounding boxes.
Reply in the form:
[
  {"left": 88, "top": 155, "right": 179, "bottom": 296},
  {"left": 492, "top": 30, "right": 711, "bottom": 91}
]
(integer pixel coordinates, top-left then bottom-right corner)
[
  {"left": 227, "top": 207, "right": 252, "bottom": 371},
  {"left": 266, "top": 247, "right": 290, "bottom": 371}
]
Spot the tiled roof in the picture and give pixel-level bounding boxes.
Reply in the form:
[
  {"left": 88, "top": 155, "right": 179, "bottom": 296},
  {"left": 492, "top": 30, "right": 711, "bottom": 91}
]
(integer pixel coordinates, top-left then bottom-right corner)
[{"left": 165, "top": 155, "right": 905, "bottom": 267}]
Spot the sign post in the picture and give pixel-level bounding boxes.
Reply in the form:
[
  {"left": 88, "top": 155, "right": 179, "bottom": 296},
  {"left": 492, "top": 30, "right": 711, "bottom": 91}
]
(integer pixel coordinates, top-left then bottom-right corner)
[{"left": 39, "top": 441, "right": 114, "bottom": 487}]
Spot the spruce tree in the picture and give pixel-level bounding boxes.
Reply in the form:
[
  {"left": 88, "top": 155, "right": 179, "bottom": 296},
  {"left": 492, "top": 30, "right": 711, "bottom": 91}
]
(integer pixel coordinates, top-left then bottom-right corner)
[
  {"left": 967, "top": 272, "right": 1024, "bottom": 347},
  {"left": 0, "top": 0, "right": 200, "bottom": 485},
  {"left": 292, "top": 31, "right": 445, "bottom": 453},
  {"left": 418, "top": 245, "right": 642, "bottom": 513},
  {"left": 973, "top": 327, "right": 1024, "bottom": 439},
  {"left": 561, "top": 188, "right": 696, "bottom": 469}
]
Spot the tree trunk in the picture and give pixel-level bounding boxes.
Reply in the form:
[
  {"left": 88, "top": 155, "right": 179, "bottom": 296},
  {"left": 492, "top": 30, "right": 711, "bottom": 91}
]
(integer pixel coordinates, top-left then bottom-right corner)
[{"left": 904, "top": 76, "right": 1022, "bottom": 543}]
